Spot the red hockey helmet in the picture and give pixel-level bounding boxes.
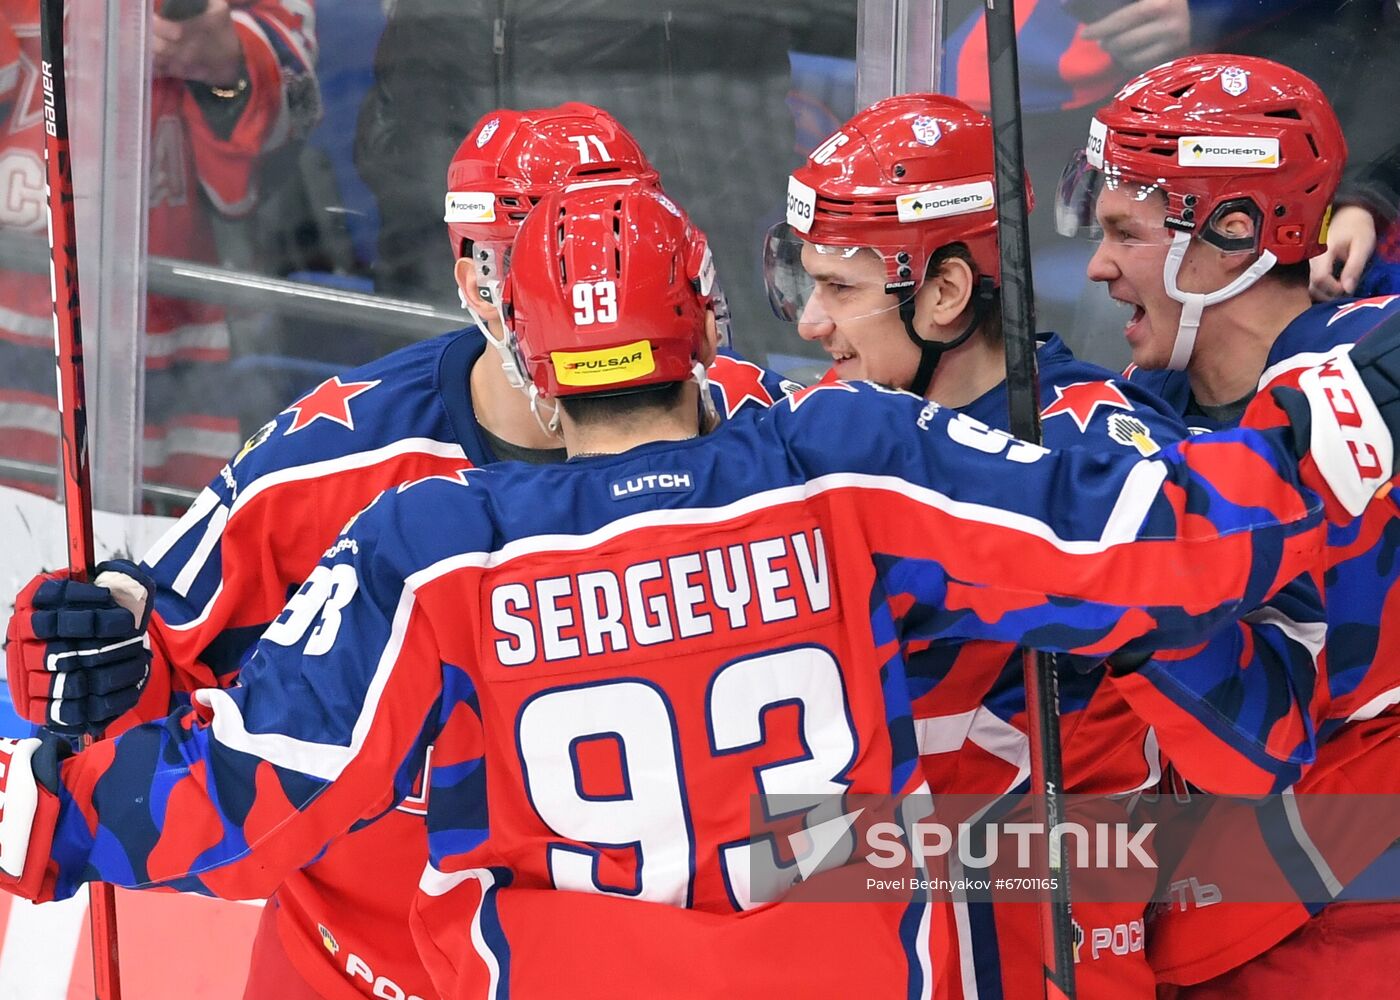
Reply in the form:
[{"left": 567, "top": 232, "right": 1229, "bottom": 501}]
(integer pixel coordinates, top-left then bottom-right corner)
[
  {"left": 500, "top": 185, "right": 715, "bottom": 400},
  {"left": 1056, "top": 55, "right": 1345, "bottom": 265},
  {"left": 764, "top": 93, "right": 1027, "bottom": 395},
  {"left": 445, "top": 103, "right": 660, "bottom": 291},
  {"left": 1056, "top": 56, "right": 1345, "bottom": 369},
  {"left": 764, "top": 93, "right": 1026, "bottom": 326}
]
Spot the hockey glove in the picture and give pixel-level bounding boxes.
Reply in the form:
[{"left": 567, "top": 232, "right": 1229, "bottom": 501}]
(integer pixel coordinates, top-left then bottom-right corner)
[
  {"left": 4, "top": 560, "right": 156, "bottom": 734},
  {"left": 0, "top": 733, "right": 66, "bottom": 899}
]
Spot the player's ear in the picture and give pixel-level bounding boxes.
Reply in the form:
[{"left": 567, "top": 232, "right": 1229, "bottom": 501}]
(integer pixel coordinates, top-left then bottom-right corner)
[
  {"left": 917, "top": 255, "right": 976, "bottom": 332},
  {"left": 698, "top": 309, "right": 719, "bottom": 367},
  {"left": 1216, "top": 210, "right": 1260, "bottom": 275},
  {"left": 454, "top": 257, "right": 500, "bottom": 321}
]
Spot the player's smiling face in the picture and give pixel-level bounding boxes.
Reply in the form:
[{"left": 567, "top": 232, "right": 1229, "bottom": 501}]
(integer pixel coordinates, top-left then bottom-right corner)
[
  {"left": 1085, "top": 186, "right": 1184, "bottom": 370},
  {"left": 797, "top": 242, "right": 923, "bottom": 389}
]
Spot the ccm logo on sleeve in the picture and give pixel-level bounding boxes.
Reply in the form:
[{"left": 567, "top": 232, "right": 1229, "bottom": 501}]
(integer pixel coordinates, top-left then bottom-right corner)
[{"left": 1298, "top": 346, "right": 1394, "bottom": 516}]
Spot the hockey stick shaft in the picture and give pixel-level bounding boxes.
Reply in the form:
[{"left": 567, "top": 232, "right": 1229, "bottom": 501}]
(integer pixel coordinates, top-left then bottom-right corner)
[
  {"left": 982, "top": 2, "right": 1077, "bottom": 997},
  {"left": 39, "top": 1, "right": 123, "bottom": 997}
]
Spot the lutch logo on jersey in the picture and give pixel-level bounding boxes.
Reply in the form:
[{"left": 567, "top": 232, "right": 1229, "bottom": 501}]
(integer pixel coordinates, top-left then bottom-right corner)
[
  {"left": 553, "top": 341, "right": 655, "bottom": 387},
  {"left": 609, "top": 471, "right": 695, "bottom": 500},
  {"left": 488, "top": 526, "right": 833, "bottom": 666}
]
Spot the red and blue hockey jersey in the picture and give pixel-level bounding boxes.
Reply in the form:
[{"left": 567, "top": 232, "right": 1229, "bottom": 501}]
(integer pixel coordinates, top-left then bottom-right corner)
[
  {"left": 917, "top": 335, "right": 1323, "bottom": 1000},
  {"left": 7, "top": 381, "right": 1337, "bottom": 999},
  {"left": 1127, "top": 294, "right": 1400, "bottom": 985},
  {"left": 123, "top": 328, "right": 791, "bottom": 1000}
]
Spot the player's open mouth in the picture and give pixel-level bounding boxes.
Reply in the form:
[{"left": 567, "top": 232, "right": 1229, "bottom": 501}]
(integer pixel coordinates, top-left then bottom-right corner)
[{"left": 1113, "top": 297, "right": 1147, "bottom": 343}]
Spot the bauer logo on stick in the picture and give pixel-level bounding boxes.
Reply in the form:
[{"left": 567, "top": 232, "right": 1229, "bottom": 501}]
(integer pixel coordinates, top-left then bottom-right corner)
[{"left": 41, "top": 60, "right": 56, "bottom": 137}]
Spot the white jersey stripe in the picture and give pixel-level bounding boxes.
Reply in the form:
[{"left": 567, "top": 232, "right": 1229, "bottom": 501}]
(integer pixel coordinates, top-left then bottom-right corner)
[
  {"left": 229, "top": 437, "right": 468, "bottom": 519},
  {"left": 401, "top": 465, "right": 1171, "bottom": 592}
]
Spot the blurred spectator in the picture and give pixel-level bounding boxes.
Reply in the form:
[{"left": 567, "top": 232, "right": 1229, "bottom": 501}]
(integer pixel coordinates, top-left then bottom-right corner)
[
  {"left": 939, "top": 1, "right": 1210, "bottom": 357},
  {"left": 936, "top": 0, "right": 1367, "bottom": 365},
  {"left": 0, "top": 0, "right": 318, "bottom": 495},
  {"left": 1312, "top": 143, "right": 1400, "bottom": 300},
  {"left": 353, "top": 0, "right": 855, "bottom": 364},
  {"left": 1203, "top": 2, "right": 1400, "bottom": 301}
]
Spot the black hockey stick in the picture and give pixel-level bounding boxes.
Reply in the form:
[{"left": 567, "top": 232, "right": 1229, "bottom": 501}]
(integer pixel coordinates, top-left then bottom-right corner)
[
  {"left": 983, "top": 1, "right": 1077, "bottom": 997},
  {"left": 159, "top": 0, "right": 210, "bottom": 20},
  {"left": 38, "top": 0, "right": 123, "bottom": 996}
]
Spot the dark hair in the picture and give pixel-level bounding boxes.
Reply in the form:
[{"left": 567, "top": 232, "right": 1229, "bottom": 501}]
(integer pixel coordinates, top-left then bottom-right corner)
[
  {"left": 926, "top": 242, "right": 1003, "bottom": 344},
  {"left": 557, "top": 380, "right": 687, "bottom": 429},
  {"left": 1269, "top": 259, "right": 1312, "bottom": 289}
]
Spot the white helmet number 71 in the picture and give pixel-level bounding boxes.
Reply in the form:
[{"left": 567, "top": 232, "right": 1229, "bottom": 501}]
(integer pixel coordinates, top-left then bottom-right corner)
[{"left": 569, "top": 134, "right": 613, "bottom": 164}]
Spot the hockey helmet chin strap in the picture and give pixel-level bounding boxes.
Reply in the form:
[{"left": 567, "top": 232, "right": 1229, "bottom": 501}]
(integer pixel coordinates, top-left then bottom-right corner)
[
  {"left": 898, "top": 276, "right": 999, "bottom": 397},
  {"left": 526, "top": 383, "right": 563, "bottom": 437},
  {"left": 1162, "top": 230, "right": 1278, "bottom": 371},
  {"left": 693, "top": 360, "right": 720, "bottom": 434},
  {"left": 460, "top": 280, "right": 530, "bottom": 389}
]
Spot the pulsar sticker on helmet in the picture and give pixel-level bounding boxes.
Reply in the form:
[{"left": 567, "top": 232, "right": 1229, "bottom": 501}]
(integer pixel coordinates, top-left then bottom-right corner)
[
  {"left": 475, "top": 118, "right": 500, "bottom": 147},
  {"left": 1177, "top": 137, "right": 1279, "bottom": 169},
  {"left": 553, "top": 340, "right": 656, "bottom": 387},
  {"left": 896, "top": 181, "right": 995, "bottom": 223}
]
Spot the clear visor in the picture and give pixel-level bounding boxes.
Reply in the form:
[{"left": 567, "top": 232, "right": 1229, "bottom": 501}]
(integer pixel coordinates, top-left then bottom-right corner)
[
  {"left": 1054, "top": 151, "right": 1176, "bottom": 248},
  {"left": 762, "top": 222, "right": 917, "bottom": 332}
]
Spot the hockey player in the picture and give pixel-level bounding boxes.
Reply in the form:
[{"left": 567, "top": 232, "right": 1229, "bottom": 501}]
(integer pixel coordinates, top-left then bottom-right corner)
[
  {"left": 763, "top": 91, "right": 1330, "bottom": 999},
  {"left": 1, "top": 182, "right": 1398, "bottom": 1000},
  {"left": 2, "top": 105, "right": 786, "bottom": 1000},
  {"left": 1058, "top": 54, "right": 1400, "bottom": 995}
]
